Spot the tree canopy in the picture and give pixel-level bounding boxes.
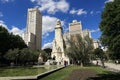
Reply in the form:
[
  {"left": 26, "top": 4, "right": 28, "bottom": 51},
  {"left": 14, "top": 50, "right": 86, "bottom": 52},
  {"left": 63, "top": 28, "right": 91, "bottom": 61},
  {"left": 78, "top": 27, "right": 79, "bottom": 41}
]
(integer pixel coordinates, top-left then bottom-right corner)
[
  {"left": 93, "top": 48, "right": 105, "bottom": 59},
  {"left": 0, "top": 26, "right": 27, "bottom": 54},
  {"left": 4, "top": 48, "right": 19, "bottom": 62},
  {"left": 4, "top": 48, "right": 40, "bottom": 66},
  {"left": 43, "top": 48, "right": 52, "bottom": 59},
  {"left": 0, "top": 26, "right": 10, "bottom": 54},
  {"left": 99, "top": 0, "right": 120, "bottom": 59},
  {"left": 65, "top": 35, "right": 93, "bottom": 66},
  {"left": 0, "top": 26, "right": 27, "bottom": 64},
  {"left": 93, "top": 48, "right": 106, "bottom": 67}
]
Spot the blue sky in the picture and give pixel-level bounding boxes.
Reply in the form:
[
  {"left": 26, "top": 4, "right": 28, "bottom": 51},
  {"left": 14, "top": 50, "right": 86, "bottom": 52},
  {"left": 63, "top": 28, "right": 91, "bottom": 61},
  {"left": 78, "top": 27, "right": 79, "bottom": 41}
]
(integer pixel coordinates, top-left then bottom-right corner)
[{"left": 0, "top": 0, "right": 114, "bottom": 49}]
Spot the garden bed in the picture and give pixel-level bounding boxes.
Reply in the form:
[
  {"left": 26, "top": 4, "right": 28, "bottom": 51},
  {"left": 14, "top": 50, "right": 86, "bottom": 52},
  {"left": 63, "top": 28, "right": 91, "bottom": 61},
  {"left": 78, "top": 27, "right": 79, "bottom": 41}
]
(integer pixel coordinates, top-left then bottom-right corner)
[{"left": 0, "top": 65, "right": 60, "bottom": 77}]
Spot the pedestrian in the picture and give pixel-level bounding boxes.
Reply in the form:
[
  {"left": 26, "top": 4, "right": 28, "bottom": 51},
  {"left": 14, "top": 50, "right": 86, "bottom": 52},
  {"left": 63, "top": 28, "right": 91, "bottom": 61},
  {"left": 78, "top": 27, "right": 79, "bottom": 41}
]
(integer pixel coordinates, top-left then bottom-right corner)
[
  {"left": 64, "top": 60, "right": 66, "bottom": 67},
  {"left": 116, "top": 60, "right": 118, "bottom": 64},
  {"left": 96, "top": 61, "right": 98, "bottom": 66}
]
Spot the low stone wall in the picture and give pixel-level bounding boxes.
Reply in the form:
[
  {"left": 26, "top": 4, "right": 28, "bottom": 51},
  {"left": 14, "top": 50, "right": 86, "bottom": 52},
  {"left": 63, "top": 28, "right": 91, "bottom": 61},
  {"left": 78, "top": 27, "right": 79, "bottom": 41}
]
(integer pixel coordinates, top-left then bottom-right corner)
[
  {"left": 0, "top": 66, "right": 65, "bottom": 80},
  {"left": 37, "top": 66, "right": 65, "bottom": 79}
]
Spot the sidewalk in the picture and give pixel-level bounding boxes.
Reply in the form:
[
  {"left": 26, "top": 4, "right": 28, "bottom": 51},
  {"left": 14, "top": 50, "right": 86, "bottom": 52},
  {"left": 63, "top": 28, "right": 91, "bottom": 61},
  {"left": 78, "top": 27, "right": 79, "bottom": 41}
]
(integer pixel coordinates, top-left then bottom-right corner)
[
  {"left": 104, "top": 63, "right": 120, "bottom": 72},
  {"left": 92, "top": 60, "right": 120, "bottom": 72}
]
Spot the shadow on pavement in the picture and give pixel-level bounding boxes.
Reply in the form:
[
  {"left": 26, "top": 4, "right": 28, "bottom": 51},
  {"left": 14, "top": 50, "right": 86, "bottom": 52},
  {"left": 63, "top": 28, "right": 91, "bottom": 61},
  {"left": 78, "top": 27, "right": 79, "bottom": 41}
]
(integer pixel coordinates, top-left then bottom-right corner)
[{"left": 87, "top": 71, "right": 120, "bottom": 80}]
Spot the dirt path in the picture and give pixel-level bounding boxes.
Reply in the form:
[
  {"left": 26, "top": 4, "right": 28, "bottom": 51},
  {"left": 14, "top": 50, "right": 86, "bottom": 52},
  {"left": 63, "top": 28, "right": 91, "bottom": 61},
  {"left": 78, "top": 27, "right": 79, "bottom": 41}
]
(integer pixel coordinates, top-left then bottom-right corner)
[{"left": 64, "top": 69, "right": 98, "bottom": 80}]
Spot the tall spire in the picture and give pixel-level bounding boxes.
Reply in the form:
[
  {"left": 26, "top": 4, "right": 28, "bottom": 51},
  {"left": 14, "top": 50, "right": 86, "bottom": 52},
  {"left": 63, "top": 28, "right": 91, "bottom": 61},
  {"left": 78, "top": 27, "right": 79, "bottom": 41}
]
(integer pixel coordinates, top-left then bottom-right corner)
[
  {"left": 55, "top": 19, "right": 62, "bottom": 28},
  {"left": 52, "top": 20, "right": 70, "bottom": 65}
]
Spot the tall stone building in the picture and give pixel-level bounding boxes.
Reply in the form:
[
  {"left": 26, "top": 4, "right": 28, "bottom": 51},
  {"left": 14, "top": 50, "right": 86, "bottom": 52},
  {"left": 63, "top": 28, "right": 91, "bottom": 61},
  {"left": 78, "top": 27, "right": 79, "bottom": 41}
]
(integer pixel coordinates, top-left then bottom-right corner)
[
  {"left": 69, "top": 20, "right": 83, "bottom": 37},
  {"left": 83, "top": 29, "right": 91, "bottom": 38},
  {"left": 24, "top": 8, "right": 42, "bottom": 50},
  {"left": 64, "top": 20, "right": 91, "bottom": 42},
  {"left": 52, "top": 19, "right": 99, "bottom": 65},
  {"left": 93, "top": 40, "right": 99, "bottom": 49},
  {"left": 63, "top": 20, "right": 99, "bottom": 49},
  {"left": 69, "top": 20, "right": 92, "bottom": 38},
  {"left": 52, "top": 20, "right": 69, "bottom": 65}
]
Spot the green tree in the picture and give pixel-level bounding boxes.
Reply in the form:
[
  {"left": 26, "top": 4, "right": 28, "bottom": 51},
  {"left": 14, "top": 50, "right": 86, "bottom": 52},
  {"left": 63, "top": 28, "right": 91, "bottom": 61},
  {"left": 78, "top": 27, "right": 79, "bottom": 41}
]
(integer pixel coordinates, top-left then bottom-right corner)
[
  {"left": 31, "top": 50, "right": 40, "bottom": 63},
  {"left": 0, "top": 26, "right": 10, "bottom": 54},
  {"left": 40, "top": 50, "right": 49, "bottom": 62},
  {"left": 0, "top": 26, "right": 27, "bottom": 54},
  {"left": 43, "top": 48, "right": 52, "bottom": 59},
  {"left": 0, "top": 26, "right": 27, "bottom": 64},
  {"left": 93, "top": 48, "right": 106, "bottom": 68},
  {"left": 0, "top": 26, "right": 11, "bottom": 64},
  {"left": 9, "top": 33, "right": 27, "bottom": 50},
  {"left": 4, "top": 48, "right": 19, "bottom": 65},
  {"left": 19, "top": 48, "right": 39, "bottom": 65},
  {"left": 65, "top": 35, "right": 93, "bottom": 66},
  {"left": 99, "top": 0, "right": 120, "bottom": 59},
  {"left": 19, "top": 48, "right": 32, "bottom": 65}
]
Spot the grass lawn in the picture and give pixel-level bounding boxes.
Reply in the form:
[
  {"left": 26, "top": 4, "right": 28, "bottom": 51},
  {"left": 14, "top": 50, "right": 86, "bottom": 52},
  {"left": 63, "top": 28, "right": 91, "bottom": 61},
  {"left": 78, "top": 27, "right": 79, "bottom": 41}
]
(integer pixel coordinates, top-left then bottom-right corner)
[
  {"left": 40, "top": 65, "right": 120, "bottom": 80},
  {"left": 0, "top": 65, "right": 59, "bottom": 77}
]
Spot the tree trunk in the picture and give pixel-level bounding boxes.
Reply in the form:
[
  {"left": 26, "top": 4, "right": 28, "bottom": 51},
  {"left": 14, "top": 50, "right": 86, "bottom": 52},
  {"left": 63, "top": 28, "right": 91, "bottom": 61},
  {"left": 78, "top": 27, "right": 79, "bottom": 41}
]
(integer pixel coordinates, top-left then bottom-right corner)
[
  {"left": 101, "top": 59, "right": 105, "bottom": 68},
  {"left": 80, "top": 61, "right": 83, "bottom": 67}
]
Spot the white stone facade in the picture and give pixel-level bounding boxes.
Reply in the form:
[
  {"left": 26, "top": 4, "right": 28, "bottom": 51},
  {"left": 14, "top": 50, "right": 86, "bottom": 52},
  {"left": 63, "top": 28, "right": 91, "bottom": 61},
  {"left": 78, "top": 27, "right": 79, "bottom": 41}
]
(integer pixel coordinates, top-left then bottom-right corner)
[
  {"left": 93, "top": 40, "right": 99, "bottom": 49},
  {"left": 52, "top": 20, "right": 69, "bottom": 65},
  {"left": 24, "top": 8, "right": 42, "bottom": 50},
  {"left": 83, "top": 29, "right": 91, "bottom": 38},
  {"left": 52, "top": 20, "right": 100, "bottom": 65},
  {"left": 69, "top": 20, "right": 83, "bottom": 38},
  {"left": 64, "top": 20, "right": 99, "bottom": 48}
]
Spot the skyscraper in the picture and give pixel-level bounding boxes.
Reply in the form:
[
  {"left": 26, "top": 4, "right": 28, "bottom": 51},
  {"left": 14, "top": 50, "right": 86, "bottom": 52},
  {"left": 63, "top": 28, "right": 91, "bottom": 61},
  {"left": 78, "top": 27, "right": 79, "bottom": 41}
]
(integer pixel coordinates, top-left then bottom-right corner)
[{"left": 24, "top": 8, "right": 42, "bottom": 50}]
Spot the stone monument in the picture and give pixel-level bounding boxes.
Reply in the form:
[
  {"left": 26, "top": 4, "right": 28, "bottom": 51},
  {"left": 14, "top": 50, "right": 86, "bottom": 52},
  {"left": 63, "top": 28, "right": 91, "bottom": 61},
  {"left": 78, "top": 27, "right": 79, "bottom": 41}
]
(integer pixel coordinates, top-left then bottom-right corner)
[
  {"left": 38, "top": 53, "right": 43, "bottom": 65},
  {"left": 51, "top": 20, "right": 69, "bottom": 65}
]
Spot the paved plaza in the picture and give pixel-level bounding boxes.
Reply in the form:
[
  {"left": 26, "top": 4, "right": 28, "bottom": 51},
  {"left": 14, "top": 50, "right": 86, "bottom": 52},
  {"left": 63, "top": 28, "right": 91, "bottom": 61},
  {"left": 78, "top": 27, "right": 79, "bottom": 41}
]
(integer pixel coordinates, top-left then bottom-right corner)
[{"left": 105, "top": 63, "right": 120, "bottom": 72}]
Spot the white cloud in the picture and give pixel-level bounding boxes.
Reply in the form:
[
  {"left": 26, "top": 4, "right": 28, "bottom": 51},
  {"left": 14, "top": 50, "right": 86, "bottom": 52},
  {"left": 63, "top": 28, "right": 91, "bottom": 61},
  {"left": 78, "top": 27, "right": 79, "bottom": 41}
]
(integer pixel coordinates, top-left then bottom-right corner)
[
  {"left": 42, "top": 16, "right": 57, "bottom": 35},
  {"left": 90, "top": 28, "right": 100, "bottom": 33},
  {"left": 105, "top": 0, "right": 114, "bottom": 3},
  {"left": 90, "top": 11, "right": 101, "bottom": 15},
  {"left": 42, "top": 42, "right": 52, "bottom": 49},
  {"left": 90, "top": 11, "right": 94, "bottom": 14},
  {"left": 96, "top": 11, "right": 101, "bottom": 14},
  {"left": 69, "top": 9, "right": 76, "bottom": 14},
  {"left": 0, "top": 12, "right": 3, "bottom": 17},
  {"left": 30, "top": 0, "right": 69, "bottom": 14},
  {"left": 42, "top": 33, "right": 49, "bottom": 39},
  {"left": 0, "top": 20, "right": 25, "bottom": 37},
  {"left": 10, "top": 26, "right": 25, "bottom": 36},
  {"left": 69, "top": 9, "right": 87, "bottom": 15},
  {"left": 0, "top": 0, "right": 14, "bottom": 3},
  {"left": 30, "top": 0, "right": 35, "bottom": 2},
  {"left": 42, "top": 16, "right": 64, "bottom": 35},
  {"left": 63, "top": 27, "right": 69, "bottom": 33},
  {"left": 62, "top": 21, "right": 68, "bottom": 33},
  {"left": 77, "top": 9, "right": 87, "bottom": 15},
  {"left": 0, "top": 20, "right": 8, "bottom": 29}
]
